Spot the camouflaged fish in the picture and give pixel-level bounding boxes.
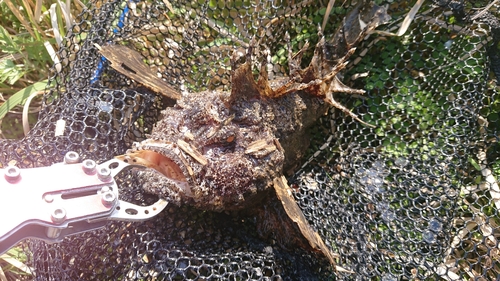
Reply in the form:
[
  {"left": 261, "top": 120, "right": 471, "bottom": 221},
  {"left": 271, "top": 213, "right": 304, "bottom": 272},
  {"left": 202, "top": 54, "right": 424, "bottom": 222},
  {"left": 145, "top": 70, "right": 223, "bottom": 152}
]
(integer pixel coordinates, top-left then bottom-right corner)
[{"left": 103, "top": 2, "right": 390, "bottom": 268}]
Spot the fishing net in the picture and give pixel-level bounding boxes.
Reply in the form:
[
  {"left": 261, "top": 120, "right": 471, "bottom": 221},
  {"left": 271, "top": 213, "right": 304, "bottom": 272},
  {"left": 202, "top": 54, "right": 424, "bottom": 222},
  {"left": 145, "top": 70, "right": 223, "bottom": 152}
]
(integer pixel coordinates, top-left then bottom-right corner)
[{"left": 1, "top": 0, "right": 499, "bottom": 280}]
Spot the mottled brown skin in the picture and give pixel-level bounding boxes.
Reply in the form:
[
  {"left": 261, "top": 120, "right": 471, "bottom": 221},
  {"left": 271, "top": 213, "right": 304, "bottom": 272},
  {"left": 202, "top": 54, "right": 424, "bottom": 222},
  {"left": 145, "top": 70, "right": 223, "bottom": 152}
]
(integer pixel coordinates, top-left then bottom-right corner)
[
  {"left": 117, "top": 0, "right": 391, "bottom": 212},
  {"left": 119, "top": 63, "right": 338, "bottom": 265},
  {"left": 123, "top": 79, "right": 329, "bottom": 212},
  {"left": 120, "top": 40, "right": 362, "bottom": 212},
  {"left": 116, "top": 2, "right": 390, "bottom": 268}
]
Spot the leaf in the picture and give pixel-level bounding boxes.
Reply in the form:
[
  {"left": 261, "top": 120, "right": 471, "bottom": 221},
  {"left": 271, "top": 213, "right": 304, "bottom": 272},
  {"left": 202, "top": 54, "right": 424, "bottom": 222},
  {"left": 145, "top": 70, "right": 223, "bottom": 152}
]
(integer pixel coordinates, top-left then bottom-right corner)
[
  {"left": 468, "top": 157, "right": 482, "bottom": 172},
  {"left": 95, "top": 43, "right": 181, "bottom": 100},
  {"left": 0, "top": 266, "right": 6, "bottom": 281},
  {"left": 0, "top": 80, "right": 48, "bottom": 120},
  {"left": 321, "top": 0, "right": 335, "bottom": 32},
  {"left": 0, "top": 59, "right": 26, "bottom": 85},
  {"left": 273, "top": 176, "right": 337, "bottom": 265},
  {"left": 2, "top": 0, "right": 36, "bottom": 38},
  {"left": 397, "top": 0, "right": 425, "bottom": 36},
  {"left": 0, "top": 26, "right": 19, "bottom": 54},
  {"left": 0, "top": 253, "right": 32, "bottom": 274},
  {"left": 329, "top": 1, "right": 391, "bottom": 62}
]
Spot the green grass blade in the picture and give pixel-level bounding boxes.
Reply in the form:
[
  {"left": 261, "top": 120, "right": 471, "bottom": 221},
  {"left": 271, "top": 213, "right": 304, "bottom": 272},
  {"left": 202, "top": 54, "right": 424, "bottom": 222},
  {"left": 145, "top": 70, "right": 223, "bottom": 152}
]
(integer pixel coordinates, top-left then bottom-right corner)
[
  {"left": 468, "top": 156, "right": 482, "bottom": 172},
  {"left": 0, "top": 80, "right": 48, "bottom": 120}
]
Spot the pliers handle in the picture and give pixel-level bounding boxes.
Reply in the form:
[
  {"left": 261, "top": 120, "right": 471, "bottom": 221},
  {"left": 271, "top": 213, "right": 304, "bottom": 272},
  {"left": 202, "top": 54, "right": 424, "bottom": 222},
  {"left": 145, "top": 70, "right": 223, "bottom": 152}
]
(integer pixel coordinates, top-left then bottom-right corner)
[{"left": 0, "top": 151, "right": 167, "bottom": 255}]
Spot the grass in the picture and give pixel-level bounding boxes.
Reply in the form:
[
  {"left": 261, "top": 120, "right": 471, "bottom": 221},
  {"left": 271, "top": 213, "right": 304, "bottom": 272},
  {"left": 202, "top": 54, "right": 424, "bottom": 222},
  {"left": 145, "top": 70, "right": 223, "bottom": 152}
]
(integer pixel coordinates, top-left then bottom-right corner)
[
  {"left": 0, "top": 247, "right": 32, "bottom": 281},
  {"left": 0, "top": 0, "right": 89, "bottom": 278},
  {"left": 0, "top": 0, "right": 89, "bottom": 139}
]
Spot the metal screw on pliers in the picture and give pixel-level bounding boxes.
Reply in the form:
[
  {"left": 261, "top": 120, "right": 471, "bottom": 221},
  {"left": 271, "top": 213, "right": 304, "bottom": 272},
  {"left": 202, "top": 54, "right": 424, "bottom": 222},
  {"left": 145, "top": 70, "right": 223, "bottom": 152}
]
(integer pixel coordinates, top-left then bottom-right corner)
[
  {"left": 51, "top": 208, "right": 66, "bottom": 223},
  {"left": 64, "top": 151, "right": 80, "bottom": 164},
  {"left": 97, "top": 166, "right": 111, "bottom": 181},
  {"left": 47, "top": 208, "right": 66, "bottom": 239},
  {"left": 82, "top": 160, "right": 96, "bottom": 175},
  {"left": 4, "top": 166, "right": 20, "bottom": 183},
  {"left": 100, "top": 186, "right": 116, "bottom": 207}
]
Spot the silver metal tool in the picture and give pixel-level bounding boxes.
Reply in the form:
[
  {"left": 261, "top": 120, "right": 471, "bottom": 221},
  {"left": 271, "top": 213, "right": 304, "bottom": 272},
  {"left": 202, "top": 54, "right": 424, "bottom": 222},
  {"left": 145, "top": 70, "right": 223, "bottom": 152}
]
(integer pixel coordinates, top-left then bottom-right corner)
[{"left": 0, "top": 151, "right": 167, "bottom": 255}]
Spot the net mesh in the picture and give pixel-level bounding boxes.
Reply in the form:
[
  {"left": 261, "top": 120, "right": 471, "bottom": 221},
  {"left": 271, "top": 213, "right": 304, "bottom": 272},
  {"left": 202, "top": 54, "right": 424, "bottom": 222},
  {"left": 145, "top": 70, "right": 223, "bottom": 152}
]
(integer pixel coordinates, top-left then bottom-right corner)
[{"left": 1, "top": 0, "right": 500, "bottom": 280}]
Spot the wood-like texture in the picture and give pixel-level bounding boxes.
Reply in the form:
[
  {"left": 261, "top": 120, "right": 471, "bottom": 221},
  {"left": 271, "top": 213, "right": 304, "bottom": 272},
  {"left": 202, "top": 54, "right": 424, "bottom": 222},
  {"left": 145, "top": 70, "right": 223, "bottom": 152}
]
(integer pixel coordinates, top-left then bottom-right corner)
[{"left": 96, "top": 44, "right": 181, "bottom": 100}]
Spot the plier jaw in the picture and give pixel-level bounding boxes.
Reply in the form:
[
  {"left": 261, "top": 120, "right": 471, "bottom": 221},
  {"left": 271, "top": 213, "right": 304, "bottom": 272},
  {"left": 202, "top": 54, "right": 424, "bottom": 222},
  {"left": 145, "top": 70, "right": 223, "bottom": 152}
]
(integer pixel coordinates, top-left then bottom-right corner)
[{"left": 0, "top": 152, "right": 167, "bottom": 255}]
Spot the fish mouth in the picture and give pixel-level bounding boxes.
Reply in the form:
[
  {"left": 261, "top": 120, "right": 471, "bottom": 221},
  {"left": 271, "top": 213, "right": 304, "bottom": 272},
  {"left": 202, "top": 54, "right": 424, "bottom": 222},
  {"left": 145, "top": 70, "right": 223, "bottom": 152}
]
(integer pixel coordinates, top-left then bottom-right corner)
[
  {"left": 116, "top": 150, "right": 187, "bottom": 182},
  {"left": 115, "top": 141, "right": 194, "bottom": 198}
]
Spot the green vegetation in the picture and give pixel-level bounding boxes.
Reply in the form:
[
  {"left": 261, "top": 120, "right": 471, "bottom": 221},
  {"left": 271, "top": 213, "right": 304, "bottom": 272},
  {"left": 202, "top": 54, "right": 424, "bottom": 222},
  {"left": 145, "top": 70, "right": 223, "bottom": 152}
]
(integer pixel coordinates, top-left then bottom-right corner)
[
  {"left": 336, "top": 9, "right": 499, "bottom": 278},
  {"left": 0, "top": 247, "right": 31, "bottom": 280},
  {"left": 0, "top": 0, "right": 88, "bottom": 139}
]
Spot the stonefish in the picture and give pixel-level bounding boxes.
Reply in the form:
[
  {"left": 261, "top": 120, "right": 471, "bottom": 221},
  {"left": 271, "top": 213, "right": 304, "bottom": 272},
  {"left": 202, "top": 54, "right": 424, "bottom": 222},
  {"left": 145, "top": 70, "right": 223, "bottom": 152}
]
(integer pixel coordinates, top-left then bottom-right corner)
[{"left": 104, "top": 2, "right": 390, "bottom": 269}]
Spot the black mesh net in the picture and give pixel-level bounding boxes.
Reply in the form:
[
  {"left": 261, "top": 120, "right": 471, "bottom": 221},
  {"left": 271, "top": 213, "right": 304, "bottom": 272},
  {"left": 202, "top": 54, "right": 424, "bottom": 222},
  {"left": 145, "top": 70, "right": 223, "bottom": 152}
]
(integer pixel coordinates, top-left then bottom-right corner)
[{"left": 1, "top": 0, "right": 500, "bottom": 280}]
